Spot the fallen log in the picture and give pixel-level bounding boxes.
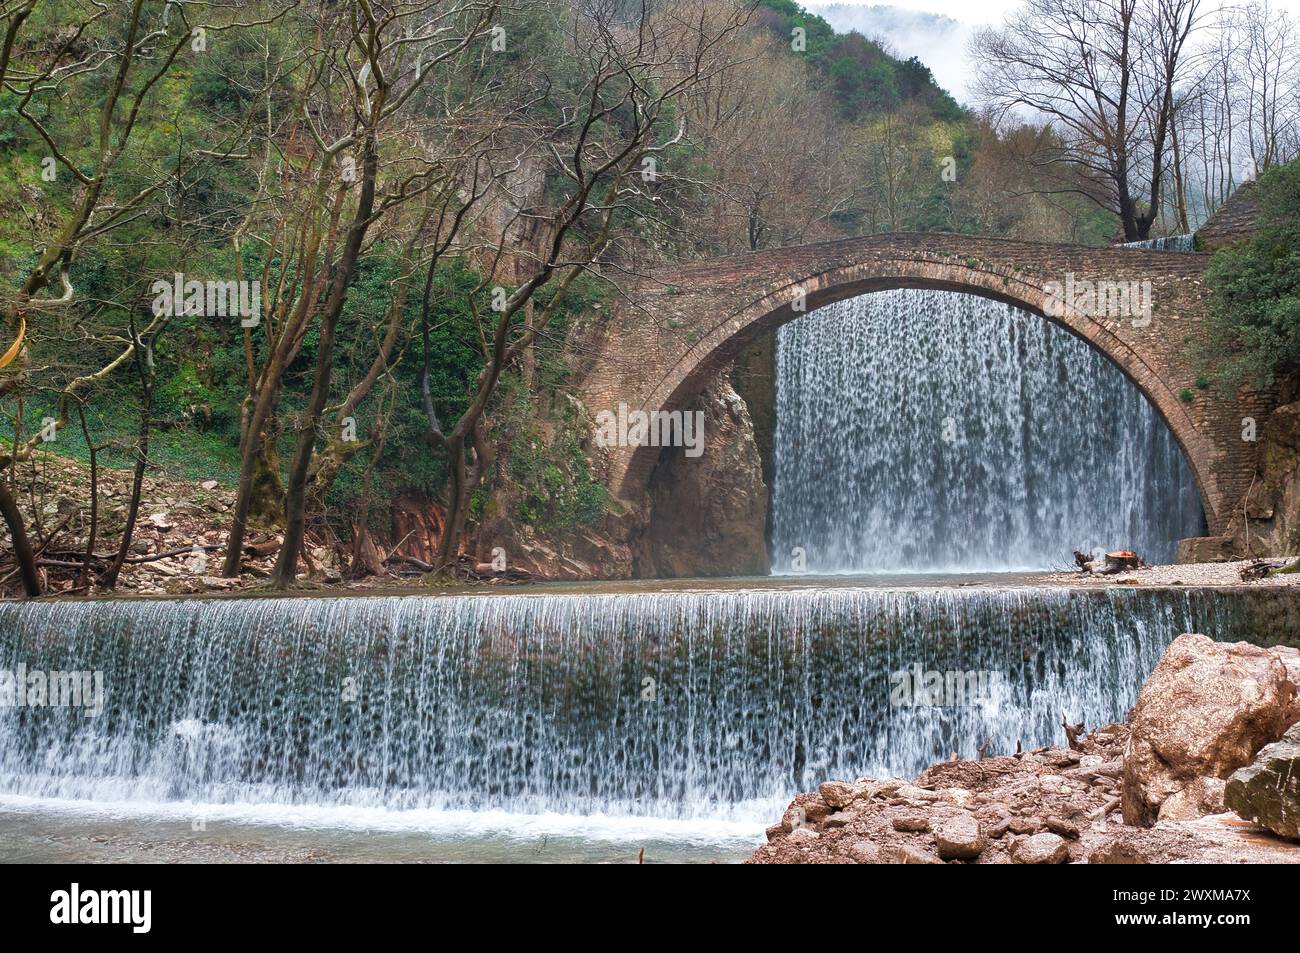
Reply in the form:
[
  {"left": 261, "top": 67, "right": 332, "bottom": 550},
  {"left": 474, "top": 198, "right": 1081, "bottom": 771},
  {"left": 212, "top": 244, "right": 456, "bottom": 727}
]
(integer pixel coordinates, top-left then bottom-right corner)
[
  {"left": 37, "top": 542, "right": 225, "bottom": 568},
  {"left": 1074, "top": 549, "right": 1141, "bottom": 574}
]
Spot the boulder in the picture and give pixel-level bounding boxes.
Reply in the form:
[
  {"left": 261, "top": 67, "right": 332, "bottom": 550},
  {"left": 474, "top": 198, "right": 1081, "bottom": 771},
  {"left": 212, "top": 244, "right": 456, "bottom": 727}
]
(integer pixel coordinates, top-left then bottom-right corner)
[
  {"left": 1224, "top": 723, "right": 1300, "bottom": 839},
  {"left": 818, "top": 780, "right": 858, "bottom": 809},
  {"left": 1157, "top": 777, "right": 1226, "bottom": 823},
  {"left": 1010, "top": 832, "right": 1069, "bottom": 864},
  {"left": 633, "top": 374, "right": 769, "bottom": 578},
  {"left": 1174, "top": 536, "right": 1236, "bottom": 563},
  {"left": 934, "top": 814, "right": 986, "bottom": 860},
  {"left": 1122, "top": 634, "right": 1299, "bottom": 826}
]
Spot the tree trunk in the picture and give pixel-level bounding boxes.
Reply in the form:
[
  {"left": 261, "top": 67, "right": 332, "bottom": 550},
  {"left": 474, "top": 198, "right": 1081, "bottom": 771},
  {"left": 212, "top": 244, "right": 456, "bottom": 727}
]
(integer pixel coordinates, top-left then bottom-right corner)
[
  {"left": 101, "top": 383, "right": 151, "bottom": 589},
  {"left": 271, "top": 139, "right": 378, "bottom": 589},
  {"left": 221, "top": 377, "right": 284, "bottom": 577},
  {"left": 271, "top": 316, "right": 340, "bottom": 588},
  {"left": 0, "top": 480, "right": 41, "bottom": 597},
  {"left": 433, "top": 433, "right": 469, "bottom": 573},
  {"left": 1171, "top": 118, "right": 1190, "bottom": 233}
]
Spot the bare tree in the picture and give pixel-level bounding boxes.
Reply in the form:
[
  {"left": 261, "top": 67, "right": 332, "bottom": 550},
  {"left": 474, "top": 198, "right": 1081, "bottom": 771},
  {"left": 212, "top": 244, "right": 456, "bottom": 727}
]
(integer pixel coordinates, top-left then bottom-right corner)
[
  {"left": 973, "top": 0, "right": 1205, "bottom": 240},
  {"left": 0, "top": 0, "right": 278, "bottom": 595},
  {"left": 418, "top": 0, "right": 751, "bottom": 574}
]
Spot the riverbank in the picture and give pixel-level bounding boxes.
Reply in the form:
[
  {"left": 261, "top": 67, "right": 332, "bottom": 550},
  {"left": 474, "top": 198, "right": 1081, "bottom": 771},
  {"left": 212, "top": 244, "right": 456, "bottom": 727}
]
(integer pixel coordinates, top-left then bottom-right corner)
[
  {"left": 8, "top": 451, "right": 1298, "bottom": 602},
  {"left": 8, "top": 561, "right": 1300, "bottom": 605},
  {"left": 751, "top": 635, "right": 1300, "bottom": 864},
  {"left": 1047, "top": 558, "right": 1300, "bottom": 588}
]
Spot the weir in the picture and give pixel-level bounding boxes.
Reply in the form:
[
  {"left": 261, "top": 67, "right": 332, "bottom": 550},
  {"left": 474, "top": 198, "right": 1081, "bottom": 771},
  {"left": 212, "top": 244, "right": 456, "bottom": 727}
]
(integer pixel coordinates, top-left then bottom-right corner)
[
  {"left": 770, "top": 290, "right": 1206, "bottom": 573},
  {"left": 0, "top": 585, "right": 1283, "bottom": 825}
]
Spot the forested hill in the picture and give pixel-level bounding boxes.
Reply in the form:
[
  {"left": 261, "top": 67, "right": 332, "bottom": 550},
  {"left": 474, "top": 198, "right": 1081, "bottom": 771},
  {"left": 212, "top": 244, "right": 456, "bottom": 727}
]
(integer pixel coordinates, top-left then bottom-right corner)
[{"left": 753, "top": 0, "right": 963, "bottom": 121}]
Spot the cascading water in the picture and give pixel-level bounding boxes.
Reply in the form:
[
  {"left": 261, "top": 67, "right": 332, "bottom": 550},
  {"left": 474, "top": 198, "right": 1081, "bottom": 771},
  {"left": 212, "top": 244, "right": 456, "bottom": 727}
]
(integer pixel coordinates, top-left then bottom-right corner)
[
  {"left": 770, "top": 290, "right": 1205, "bottom": 574},
  {"left": 1118, "top": 234, "right": 1196, "bottom": 251},
  {"left": 0, "top": 586, "right": 1255, "bottom": 827}
]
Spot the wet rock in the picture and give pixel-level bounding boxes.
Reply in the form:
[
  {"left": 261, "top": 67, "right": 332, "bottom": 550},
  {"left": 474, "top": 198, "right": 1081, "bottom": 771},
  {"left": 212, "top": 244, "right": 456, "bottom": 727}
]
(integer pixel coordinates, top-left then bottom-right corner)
[
  {"left": 1225, "top": 723, "right": 1300, "bottom": 839},
  {"left": 1010, "top": 832, "right": 1069, "bottom": 864},
  {"left": 1123, "top": 634, "right": 1299, "bottom": 827},
  {"left": 935, "top": 814, "right": 986, "bottom": 860}
]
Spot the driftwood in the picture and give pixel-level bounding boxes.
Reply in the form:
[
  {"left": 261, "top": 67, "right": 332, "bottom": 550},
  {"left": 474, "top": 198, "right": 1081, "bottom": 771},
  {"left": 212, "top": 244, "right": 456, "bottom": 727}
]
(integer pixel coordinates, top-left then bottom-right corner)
[
  {"left": 1074, "top": 549, "right": 1142, "bottom": 574},
  {"left": 243, "top": 536, "right": 282, "bottom": 558},
  {"left": 1090, "top": 795, "right": 1122, "bottom": 820},
  {"left": 385, "top": 553, "right": 435, "bottom": 572},
  {"left": 36, "top": 542, "right": 225, "bottom": 569},
  {"left": 1240, "top": 558, "right": 1300, "bottom": 580},
  {"left": 35, "top": 536, "right": 276, "bottom": 572},
  {"left": 1061, "top": 711, "right": 1086, "bottom": 751}
]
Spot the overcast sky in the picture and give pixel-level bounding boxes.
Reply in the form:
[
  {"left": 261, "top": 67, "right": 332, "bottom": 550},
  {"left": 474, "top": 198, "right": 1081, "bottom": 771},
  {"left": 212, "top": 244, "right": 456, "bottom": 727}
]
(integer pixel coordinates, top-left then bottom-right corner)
[
  {"left": 825, "top": 0, "right": 1300, "bottom": 25},
  {"left": 809, "top": 0, "right": 1300, "bottom": 104}
]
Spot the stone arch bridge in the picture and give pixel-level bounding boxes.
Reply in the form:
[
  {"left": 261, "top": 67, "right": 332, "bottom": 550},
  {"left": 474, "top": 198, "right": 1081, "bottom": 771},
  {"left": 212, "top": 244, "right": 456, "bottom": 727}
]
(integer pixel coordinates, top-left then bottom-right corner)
[{"left": 579, "top": 232, "right": 1271, "bottom": 539}]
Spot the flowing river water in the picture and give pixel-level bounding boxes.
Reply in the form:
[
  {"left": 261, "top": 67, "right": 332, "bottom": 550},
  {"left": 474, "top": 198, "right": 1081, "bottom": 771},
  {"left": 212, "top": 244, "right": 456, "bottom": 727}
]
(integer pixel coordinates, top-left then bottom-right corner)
[
  {"left": 0, "top": 290, "right": 1254, "bottom": 863},
  {"left": 1, "top": 581, "right": 1293, "bottom": 862}
]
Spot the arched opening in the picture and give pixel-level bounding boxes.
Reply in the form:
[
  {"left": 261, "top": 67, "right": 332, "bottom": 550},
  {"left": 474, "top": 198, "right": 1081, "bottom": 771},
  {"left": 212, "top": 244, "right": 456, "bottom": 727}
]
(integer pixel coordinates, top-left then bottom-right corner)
[
  {"left": 766, "top": 288, "right": 1206, "bottom": 573},
  {"left": 626, "top": 263, "right": 1215, "bottom": 577}
]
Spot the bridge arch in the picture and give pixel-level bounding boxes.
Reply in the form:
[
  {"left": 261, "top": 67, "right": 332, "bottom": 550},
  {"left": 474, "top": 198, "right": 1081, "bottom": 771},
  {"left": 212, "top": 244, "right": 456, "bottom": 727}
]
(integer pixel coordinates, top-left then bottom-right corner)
[{"left": 584, "top": 233, "right": 1251, "bottom": 535}]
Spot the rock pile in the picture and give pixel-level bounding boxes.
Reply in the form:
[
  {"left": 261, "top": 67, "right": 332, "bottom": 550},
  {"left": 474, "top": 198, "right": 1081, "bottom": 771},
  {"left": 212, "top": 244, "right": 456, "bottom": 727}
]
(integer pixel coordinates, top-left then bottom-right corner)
[
  {"left": 750, "top": 725, "right": 1130, "bottom": 864},
  {"left": 751, "top": 634, "right": 1300, "bottom": 864}
]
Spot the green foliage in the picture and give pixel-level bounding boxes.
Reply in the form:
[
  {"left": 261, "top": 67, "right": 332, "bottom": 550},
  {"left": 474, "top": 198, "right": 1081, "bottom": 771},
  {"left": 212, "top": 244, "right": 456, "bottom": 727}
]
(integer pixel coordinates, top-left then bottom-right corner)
[
  {"left": 755, "top": 0, "right": 961, "bottom": 122},
  {"left": 505, "top": 402, "right": 609, "bottom": 533},
  {"left": 1202, "top": 159, "right": 1300, "bottom": 388}
]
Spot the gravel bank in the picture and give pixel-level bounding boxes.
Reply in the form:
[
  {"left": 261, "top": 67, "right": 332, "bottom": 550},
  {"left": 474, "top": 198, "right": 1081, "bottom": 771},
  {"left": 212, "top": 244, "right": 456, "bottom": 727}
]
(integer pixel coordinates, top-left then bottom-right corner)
[{"left": 1047, "top": 558, "right": 1300, "bottom": 588}]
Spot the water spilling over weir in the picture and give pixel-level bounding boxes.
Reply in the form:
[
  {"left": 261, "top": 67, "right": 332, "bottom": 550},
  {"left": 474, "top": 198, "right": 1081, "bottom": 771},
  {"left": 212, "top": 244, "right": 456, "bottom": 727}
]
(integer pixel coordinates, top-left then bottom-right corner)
[
  {"left": 770, "top": 290, "right": 1205, "bottom": 574},
  {"left": 0, "top": 586, "right": 1265, "bottom": 827}
]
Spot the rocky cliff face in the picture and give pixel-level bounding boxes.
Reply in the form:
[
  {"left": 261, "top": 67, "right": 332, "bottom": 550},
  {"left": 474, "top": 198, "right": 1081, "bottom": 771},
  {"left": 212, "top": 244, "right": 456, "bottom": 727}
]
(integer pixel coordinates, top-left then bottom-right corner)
[
  {"left": 1238, "top": 398, "right": 1300, "bottom": 556},
  {"left": 632, "top": 370, "right": 770, "bottom": 578}
]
